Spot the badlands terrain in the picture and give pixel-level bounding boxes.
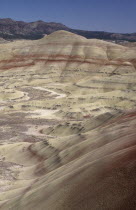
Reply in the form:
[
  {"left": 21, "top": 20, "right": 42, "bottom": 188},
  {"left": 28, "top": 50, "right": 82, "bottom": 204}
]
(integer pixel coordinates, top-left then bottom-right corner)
[
  {"left": 0, "top": 31, "right": 136, "bottom": 209},
  {"left": 0, "top": 18, "right": 136, "bottom": 42}
]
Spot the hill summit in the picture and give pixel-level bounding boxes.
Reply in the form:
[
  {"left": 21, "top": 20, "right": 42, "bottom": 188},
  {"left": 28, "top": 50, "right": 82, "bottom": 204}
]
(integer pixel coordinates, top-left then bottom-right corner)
[{"left": 0, "top": 18, "right": 136, "bottom": 42}]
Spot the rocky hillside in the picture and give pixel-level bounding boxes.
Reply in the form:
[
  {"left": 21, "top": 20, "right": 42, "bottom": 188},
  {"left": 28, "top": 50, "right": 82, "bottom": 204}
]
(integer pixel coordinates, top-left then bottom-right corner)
[{"left": 0, "top": 18, "right": 136, "bottom": 42}]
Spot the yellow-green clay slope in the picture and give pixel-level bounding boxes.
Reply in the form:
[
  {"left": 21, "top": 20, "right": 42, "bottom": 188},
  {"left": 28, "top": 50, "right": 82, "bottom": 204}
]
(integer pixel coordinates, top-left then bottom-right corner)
[{"left": 0, "top": 31, "right": 136, "bottom": 210}]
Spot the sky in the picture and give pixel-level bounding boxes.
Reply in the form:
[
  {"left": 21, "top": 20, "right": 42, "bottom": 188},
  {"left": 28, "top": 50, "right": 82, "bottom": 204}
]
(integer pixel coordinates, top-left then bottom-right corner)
[{"left": 0, "top": 0, "right": 135, "bottom": 33}]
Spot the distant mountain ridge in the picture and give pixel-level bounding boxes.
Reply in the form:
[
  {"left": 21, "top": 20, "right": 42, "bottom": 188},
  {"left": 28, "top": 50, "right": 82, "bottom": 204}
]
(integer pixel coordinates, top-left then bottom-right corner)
[{"left": 0, "top": 18, "right": 136, "bottom": 42}]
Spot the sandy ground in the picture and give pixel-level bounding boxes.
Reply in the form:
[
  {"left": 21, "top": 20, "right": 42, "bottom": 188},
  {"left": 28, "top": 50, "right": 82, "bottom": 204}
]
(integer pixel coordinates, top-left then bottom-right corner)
[{"left": 33, "top": 87, "right": 66, "bottom": 99}]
